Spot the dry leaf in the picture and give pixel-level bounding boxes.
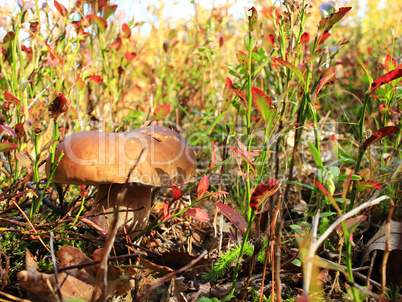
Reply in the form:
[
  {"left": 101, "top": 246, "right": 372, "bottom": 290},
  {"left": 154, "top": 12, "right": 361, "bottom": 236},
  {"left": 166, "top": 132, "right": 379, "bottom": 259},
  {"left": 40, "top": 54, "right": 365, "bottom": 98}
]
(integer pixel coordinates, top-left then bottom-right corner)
[{"left": 17, "top": 246, "right": 134, "bottom": 301}]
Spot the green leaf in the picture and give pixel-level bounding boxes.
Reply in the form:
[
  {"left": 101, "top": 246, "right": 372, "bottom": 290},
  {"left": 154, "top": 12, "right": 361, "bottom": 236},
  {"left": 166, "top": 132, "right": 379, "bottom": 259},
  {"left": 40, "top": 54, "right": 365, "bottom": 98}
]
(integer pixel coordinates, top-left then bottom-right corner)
[
  {"left": 307, "top": 141, "right": 323, "bottom": 168},
  {"left": 91, "top": 15, "right": 108, "bottom": 32},
  {"left": 285, "top": 181, "right": 318, "bottom": 192},
  {"left": 335, "top": 174, "right": 361, "bottom": 181},
  {"left": 351, "top": 50, "right": 373, "bottom": 87},
  {"left": 248, "top": 7, "right": 258, "bottom": 32},
  {"left": 312, "top": 256, "right": 347, "bottom": 274},
  {"left": 244, "top": 34, "right": 256, "bottom": 50},
  {"left": 153, "top": 104, "right": 170, "bottom": 120},
  {"left": 103, "top": 4, "right": 118, "bottom": 20},
  {"left": 251, "top": 87, "right": 275, "bottom": 125},
  {"left": 221, "top": 78, "right": 234, "bottom": 112},
  {"left": 275, "top": 58, "right": 305, "bottom": 84},
  {"left": 0, "top": 142, "right": 18, "bottom": 152},
  {"left": 236, "top": 50, "right": 249, "bottom": 70}
]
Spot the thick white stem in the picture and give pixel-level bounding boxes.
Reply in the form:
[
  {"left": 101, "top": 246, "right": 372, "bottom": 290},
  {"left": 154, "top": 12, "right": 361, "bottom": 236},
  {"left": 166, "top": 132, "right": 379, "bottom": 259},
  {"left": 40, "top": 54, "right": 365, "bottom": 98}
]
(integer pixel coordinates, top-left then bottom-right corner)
[{"left": 90, "top": 183, "right": 152, "bottom": 239}]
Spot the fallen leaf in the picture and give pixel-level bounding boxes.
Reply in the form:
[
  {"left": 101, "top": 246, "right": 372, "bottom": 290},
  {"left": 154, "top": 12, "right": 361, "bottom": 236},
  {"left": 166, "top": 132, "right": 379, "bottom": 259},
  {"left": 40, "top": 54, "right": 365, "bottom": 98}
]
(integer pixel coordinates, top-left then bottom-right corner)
[{"left": 17, "top": 246, "right": 134, "bottom": 301}]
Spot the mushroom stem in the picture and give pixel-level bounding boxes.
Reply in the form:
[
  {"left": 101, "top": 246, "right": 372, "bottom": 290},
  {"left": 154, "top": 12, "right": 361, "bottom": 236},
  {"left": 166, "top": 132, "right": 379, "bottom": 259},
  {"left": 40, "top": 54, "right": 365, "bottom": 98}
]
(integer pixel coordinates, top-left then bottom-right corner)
[{"left": 90, "top": 183, "right": 152, "bottom": 239}]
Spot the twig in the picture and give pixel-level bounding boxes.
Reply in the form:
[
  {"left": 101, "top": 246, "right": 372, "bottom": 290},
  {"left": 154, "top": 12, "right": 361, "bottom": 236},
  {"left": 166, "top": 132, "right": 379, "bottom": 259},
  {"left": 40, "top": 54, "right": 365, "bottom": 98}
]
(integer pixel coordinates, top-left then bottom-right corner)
[
  {"left": 275, "top": 220, "right": 283, "bottom": 302},
  {"left": 381, "top": 198, "right": 394, "bottom": 294},
  {"left": 42, "top": 253, "right": 139, "bottom": 275},
  {"left": 91, "top": 148, "right": 146, "bottom": 302},
  {"left": 133, "top": 250, "right": 208, "bottom": 302},
  {"left": 303, "top": 209, "right": 320, "bottom": 294},
  {"left": 10, "top": 200, "right": 51, "bottom": 253},
  {"left": 49, "top": 232, "right": 63, "bottom": 302}
]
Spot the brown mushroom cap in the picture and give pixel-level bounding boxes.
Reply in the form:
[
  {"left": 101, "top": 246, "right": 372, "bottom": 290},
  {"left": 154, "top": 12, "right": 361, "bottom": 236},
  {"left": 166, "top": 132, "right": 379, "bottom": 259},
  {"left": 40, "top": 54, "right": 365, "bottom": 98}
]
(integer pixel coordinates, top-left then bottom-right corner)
[{"left": 46, "top": 126, "right": 197, "bottom": 187}]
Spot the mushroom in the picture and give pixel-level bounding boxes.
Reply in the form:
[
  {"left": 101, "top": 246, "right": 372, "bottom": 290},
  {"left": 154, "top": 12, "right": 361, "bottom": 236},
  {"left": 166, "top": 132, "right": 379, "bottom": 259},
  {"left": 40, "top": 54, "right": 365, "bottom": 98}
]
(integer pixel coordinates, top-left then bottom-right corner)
[{"left": 46, "top": 126, "right": 197, "bottom": 238}]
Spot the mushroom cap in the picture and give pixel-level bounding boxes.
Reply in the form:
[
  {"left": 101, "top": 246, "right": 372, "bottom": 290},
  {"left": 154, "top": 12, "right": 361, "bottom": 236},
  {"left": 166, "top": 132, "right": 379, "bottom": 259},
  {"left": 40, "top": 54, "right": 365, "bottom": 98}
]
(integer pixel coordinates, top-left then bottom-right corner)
[{"left": 46, "top": 126, "right": 197, "bottom": 187}]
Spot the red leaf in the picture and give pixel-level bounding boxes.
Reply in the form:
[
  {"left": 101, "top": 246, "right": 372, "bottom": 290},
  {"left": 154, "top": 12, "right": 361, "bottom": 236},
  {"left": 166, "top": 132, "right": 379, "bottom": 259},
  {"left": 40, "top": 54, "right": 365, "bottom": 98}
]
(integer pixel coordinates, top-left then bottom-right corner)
[
  {"left": 251, "top": 87, "right": 275, "bottom": 125},
  {"left": 368, "top": 64, "right": 402, "bottom": 94},
  {"left": 88, "top": 75, "right": 102, "bottom": 84},
  {"left": 209, "top": 191, "right": 229, "bottom": 196},
  {"left": 159, "top": 201, "right": 171, "bottom": 221},
  {"left": 356, "top": 180, "right": 381, "bottom": 192},
  {"left": 0, "top": 125, "right": 16, "bottom": 138},
  {"left": 185, "top": 208, "right": 209, "bottom": 222},
  {"left": 318, "top": 32, "right": 331, "bottom": 45},
  {"left": 107, "top": 36, "right": 122, "bottom": 50},
  {"left": 14, "top": 123, "right": 26, "bottom": 138},
  {"left": 342, "top": 168, "right": 355, "bottom": 203},
  {"left": 235, "top": 137, "right": 259, "bottom": 157},
  {"left": 221, "top": 77, "right": 233, "bottom": 112},
  {"left": 3, "top": 92, "right": 20, "bottom": 105},
  {"left": 300, "top": 32, "right": 310, "bottom": 45},
  {"left": 209, "top": 140, "right": 216, "bottom": 169},
  {"left": 124, "top": 52, "right": 137, "bottom": 61},
  {"left": 197, "top": 175, "right": 209, "bottom": 199},
  {"left": 318, "top": 7, "right": 352, "bottom": 34},
  {"left": 362, "top": 126, "right": 399, "bottom": 150},
  {"left": 0, "top": 142, "right": 18, "bottom": 152},
  {"left": 122, "top": 23, "right": 131, "bottom": 38},
  {"left": 312, "top": 72, "right": 335, "bottom": 110},
  {"left": 315, "top": 180, "right": 335, "bottom": 201},
  {"left": 49, "top": 92, "right": 68, "bottom": 119},
  {"left": 172, "top": 186, "right": 183, "bottom": 201},
  {"left": 384, "top": 55, "right": 397, "bottom": 70},
  {"left": 215, "top": 201, "right": 247, "bottom": 234},
  {"left": 321, "top": 67, "right": 336, "bottom": 85},
  {"left": 153, "top": 104, "right": 170, "bottom": 120},
  {"left": 250, "top": 179, "right": 279, "bottom": 210},
  {"left": 233, "top": 87, "right": 247, "bottom": 109},
  {"left": 227, "top": 146, "right": 257, "bottom": 174},
  {"left": 54, "top": 0, "right": 68, "bottom": 17},
  {"left": 236, "top": 50, "right": 249, "bottom": 70}
]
